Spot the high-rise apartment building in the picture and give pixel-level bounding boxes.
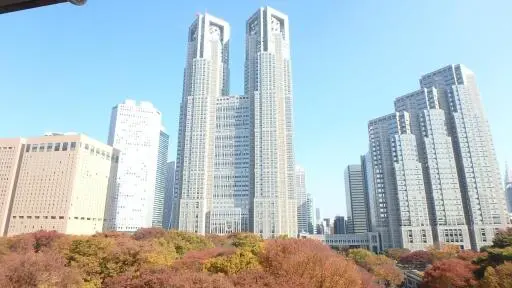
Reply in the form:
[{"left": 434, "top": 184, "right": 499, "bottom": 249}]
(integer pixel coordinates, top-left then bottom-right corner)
[
  {"left": 345, "top": 164, "right": 370, "bottom": 234},
  {"left": 295, "top": 165, "right": 308, "bottom": 233},
  {"left": 419, "top": 65, "right": 509, "bottom": 250},
  {"left": 107, "top": 100, "right": 162, "bottom": 232},
  {"left": 0, "top": 134, "right": 118, "bottom": 236},
  {"left": 173, "top": 12, "right": 230, "bottom": 234},
  {"left": 368, "top": 64, "right": 509, "bottom": 250},
  {"left": 163, "top": 161, "right": 175, "bottom": 230},
  {"left": 246, "top": 7, "right": 296, "bottom": 238},
  {"left": 153, "top": 130, "right": 169, "bottom": 228},
  {"left": 210, "top": 95, "right": 251, "bottom": 234}
]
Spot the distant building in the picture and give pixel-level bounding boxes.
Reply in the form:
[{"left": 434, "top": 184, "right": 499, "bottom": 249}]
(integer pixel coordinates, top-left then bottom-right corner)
[
  {"left": 162, "top": 161, "right": 175, "bottom": 230},
  {"left": 153, "top": 130, "right": 169, "bottom": 228},
  {"left": 0, "top": 134, "right": 118, "bottom": 236},
  {"left": 306, "top": 193, "right": 315, "bottom": 234},
  {"left": 333, "top": 216, "right": 346, "bottom": 234},
  {"left": 295, "top": 166, "right": 308, "bottom": 234},
  {"left": 345, "top": 164, "right": 369, "bottom": 234},
  {"left": 107, "top": 100, "right": 163, "bottom": 232},
  {"left": 300, "top": 232, "right": 382, "bottom": 253},
  {"left": 505, "top": 164, "right": 512, "bottom": 214}
]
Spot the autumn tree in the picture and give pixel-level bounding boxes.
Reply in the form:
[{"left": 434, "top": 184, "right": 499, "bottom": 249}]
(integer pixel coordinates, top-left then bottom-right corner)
[
  {"left": 385, "top": 248, "right": 410, "bottom": 261},
  {"left": 421, "top": 258, "right": 478, "bottom": 288},
  {"left": 204, "top": 250, "right": 260, "bottom": 275},
  {"left": 492, "top": 228, "right": 512, "bottom": 249},
  {"left": 398, "top": 250, "right": 433, "bottom": 270},
  {"left": 0, "top": 251, "right": 82, "bottom": 287},
  {"left": 229, "top": 233, "right": 263, "bottom": 255},
  {"left": 259, "top": 239, "right": 363, "bottom": 287},
  {"left": 104, "top": 268, "right": 234, "bottom": 288}
]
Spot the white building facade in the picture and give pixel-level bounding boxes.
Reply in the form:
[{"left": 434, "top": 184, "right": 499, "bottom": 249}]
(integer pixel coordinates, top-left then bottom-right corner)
[
  {"left": 173, "top": 13, "right": 230, "bottom": 234},
  {"left": 246, "top": 7, "right": 296, "bottom": 238},
  {"left": 107, "top": 100, "right": 162, "bottom": 232},
  {"left": 368, "top": 65, "right": 509, "bottom": 251}
]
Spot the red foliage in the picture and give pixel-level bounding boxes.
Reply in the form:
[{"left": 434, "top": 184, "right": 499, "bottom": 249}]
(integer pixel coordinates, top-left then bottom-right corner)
[
  {"left": 0, "top": 251, "right": 82, "bottom": 287},
  {"left": 7, "top": 230, "right": 64, "bottom": 253},
  {"left": 259, "top": 239, "right": 362, "bottom": 287},
  {"left": 173, "top": 247, "right": 236, "bottom": 271},
  {"left": 132, "top": 228, "right": 166, "bottom": 241},
  {"left": 457, "top": 250, "right": 486, "bottom": 262},
  {"left": 104, "top": 268, "right": 234, "bottom": 288},
  {"left": 421, "top": 258, "right": 478, "bottom": 288},
  {"left": 399, "top": 250, "right": 433, "bottom": 269}
]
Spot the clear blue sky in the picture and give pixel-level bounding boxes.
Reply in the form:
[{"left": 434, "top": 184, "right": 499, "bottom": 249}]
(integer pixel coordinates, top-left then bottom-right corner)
[{"left": 1, "top": 0, "right": 512, "bottom": 219}]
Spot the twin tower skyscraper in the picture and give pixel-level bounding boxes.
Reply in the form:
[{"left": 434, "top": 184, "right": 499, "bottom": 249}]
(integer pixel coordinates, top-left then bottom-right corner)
[{"left": 171, "top": 7, "right": 296, "bottom": 238}]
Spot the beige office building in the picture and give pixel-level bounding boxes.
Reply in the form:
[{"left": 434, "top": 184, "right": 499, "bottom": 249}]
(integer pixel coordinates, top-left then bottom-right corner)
[
  {"left": 0, "top": 133, "right": 118, "bottom": 236},
  {"left": 0, "top": 139, "right": 25, "bottom": 235}
]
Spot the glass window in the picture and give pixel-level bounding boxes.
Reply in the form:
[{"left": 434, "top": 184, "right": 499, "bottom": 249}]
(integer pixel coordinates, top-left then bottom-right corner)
[
  {"left": 39, "top": 144, "right": 45, "bottom": 152},
  {"left": 25, "top": 144, "right": 31, "bottom": 152},
  {"left": 84, "top": 144, "right": 89, "bottom": 150},
  {"left": 62, "top": 142, "right": 68, "bottom": 151},
  {"left": 47, "top": 143, "right": 53, "bottom": 151},
  {"left": 31, "top": 144, "right": 38, "bottom": 152},
  {"left": 70, "top": 142, "right": 76, "bottom": 151},
  {"left": 54, "top": 143, "right": 61, "bottom": 151}
]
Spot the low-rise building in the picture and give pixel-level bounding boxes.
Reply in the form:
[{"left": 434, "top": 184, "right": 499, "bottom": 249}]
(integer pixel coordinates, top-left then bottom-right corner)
[{"left": 299, "top": 232, "right": 382, "bottom": 253}]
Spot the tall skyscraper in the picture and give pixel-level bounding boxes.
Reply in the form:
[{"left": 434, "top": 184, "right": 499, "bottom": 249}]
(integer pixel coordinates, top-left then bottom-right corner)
[
  {"left": 295, "top": 165, "right": 308, "bottom": 233},
  {"left": 0, "top": 134, "right": 118, "bottom": 236},
  {"left": 174, "top": 7, "right": 296, "bottom": 238},
  {"left": 246, "top": 6, "right": 296, "bottom": 238},
  {"left": 163, "top": 161, "right": 175, "bottom": 230},
  {"left": 395, "top": 88, "right": 469, "bottom": 249},
  {"left": 173, "top": 12, "right": 230, "bottom": 234},
  {"left": 153, "top": 130, "right": 169, "bottom": 228},
  {"left": 361, "top": 153, "right": 375, "bottom": 231},
  {"left": 107, "top": 100, "right": 162, "bottom": 232},
  {"left": 368, "top": 65, "right": 509, "bottom": 250},
  {"left": 210, "top": 95, "right": 251, "bottom": 234},
  {"left": 420, "top": 65, "right": 509, "bottom": 250},
  {"left": 345, "top": 164, "right": 370, "bottom": 234}
]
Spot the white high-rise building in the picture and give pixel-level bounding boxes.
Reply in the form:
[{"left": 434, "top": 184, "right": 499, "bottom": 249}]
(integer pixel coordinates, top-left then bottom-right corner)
[
  {"left": 246, "top": 6, "right": 296, "bottom": 238},
  {"left": 395, "top": 88, "right": 471, "bottom": 249},
  {"left": 173, "top": 13, "right": 230, "bottom": 234},
  {"left": 107, "top": 100, "right": 162, "bottom": 232},
  {"left": 295, "top": 165, "right": 308, "bottom": 234},
  {"left": 419, "top": 65, "right": 509, "bottom": 250}
]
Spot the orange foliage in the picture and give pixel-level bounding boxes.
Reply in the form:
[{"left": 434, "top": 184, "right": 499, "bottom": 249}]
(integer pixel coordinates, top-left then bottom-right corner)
[{"left": 422, "top": 258, "right": 478, "bottom": 288}]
